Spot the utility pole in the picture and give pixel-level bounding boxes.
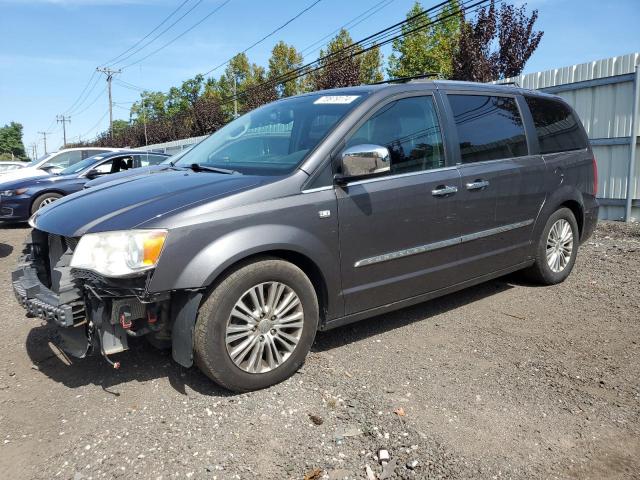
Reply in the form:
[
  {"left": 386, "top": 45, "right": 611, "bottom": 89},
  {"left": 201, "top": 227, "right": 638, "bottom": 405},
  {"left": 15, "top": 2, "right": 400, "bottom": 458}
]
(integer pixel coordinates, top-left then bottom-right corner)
[
  {"left": 233, "top": 73, "right": 238, "bottom": 119},
  {"left": 56, "top": 115, "right": 71, "bottom": 146},
  {"left": 96, "top": 67, "right": 121, "bottom": 140},
  {"left": 38, "top": 131, "right": 49, "bottom": 155},
  {"left": 141, "top": 94, "right": 148, "bottom": 147}
]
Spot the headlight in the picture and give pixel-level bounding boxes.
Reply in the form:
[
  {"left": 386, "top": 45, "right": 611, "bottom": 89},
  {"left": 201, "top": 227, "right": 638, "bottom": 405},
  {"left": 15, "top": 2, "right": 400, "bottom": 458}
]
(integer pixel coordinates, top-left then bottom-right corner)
[
  {"left": 0, "top": 188, "right": 27, "bottom": 197},
  {"left": 70, "top": 229, "right": 168, "bottom": 277}
]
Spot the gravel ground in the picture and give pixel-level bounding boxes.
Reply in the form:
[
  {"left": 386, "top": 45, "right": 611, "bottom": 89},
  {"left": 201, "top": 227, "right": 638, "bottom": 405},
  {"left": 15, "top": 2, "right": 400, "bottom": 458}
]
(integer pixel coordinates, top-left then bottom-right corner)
[{"left": 0, "top": 221, "right": 639, "bottom": 480}]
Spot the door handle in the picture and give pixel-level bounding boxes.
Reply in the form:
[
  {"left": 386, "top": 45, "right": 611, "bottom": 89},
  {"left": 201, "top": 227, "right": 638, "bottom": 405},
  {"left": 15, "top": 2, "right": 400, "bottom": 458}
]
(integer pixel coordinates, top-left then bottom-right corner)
[
  {"left": 431, "top": 185, "right": 458, "bottom": 197},
  {"left": 465, "top": 180, "right": 490, "bottom": 190}
]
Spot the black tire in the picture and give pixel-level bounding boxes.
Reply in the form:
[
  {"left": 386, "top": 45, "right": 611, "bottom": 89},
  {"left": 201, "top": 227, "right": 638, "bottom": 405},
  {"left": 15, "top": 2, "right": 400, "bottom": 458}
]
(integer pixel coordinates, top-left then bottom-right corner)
[
  {"left": 194, "top": 258, "right": 319, "bottom": 392},
  {"left": 525, "top": 207, "right": 579, "bottom": 285},
  {"left": 31, "top": 192, "right": 63, "bottom": 215}
]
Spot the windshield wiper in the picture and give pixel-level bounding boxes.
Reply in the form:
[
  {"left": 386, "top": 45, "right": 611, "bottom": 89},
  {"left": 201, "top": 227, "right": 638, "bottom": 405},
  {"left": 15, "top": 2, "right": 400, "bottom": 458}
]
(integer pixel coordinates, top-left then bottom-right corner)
[{"left": 189, "top": 163, "right": 238, "bottom": 175}]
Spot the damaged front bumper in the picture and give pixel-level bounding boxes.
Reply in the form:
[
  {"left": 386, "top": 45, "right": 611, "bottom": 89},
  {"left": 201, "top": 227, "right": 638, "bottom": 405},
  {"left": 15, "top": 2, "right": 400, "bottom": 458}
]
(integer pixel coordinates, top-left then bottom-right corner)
[{"left": 12, "top": 230, "right": 173, "bottom": 365}]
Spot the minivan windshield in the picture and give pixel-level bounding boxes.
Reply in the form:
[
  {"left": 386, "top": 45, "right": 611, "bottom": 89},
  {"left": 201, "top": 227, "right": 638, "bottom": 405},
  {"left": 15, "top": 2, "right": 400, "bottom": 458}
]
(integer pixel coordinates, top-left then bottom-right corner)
[{"left": 176, "top": 93, "right": 365, "bottom": 175}]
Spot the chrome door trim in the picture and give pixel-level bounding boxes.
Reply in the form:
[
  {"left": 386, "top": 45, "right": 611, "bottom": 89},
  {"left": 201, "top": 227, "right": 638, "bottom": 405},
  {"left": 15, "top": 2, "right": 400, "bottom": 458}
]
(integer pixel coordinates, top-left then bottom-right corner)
[
  {"left": 301, "top": 185, "right": 334, "bottom": 194},
  {"left": 354, "top": 219, "right": 534, "bottom": 268},
  {"left": 345, "top": 165, "right": 458, "bottom": 187}
]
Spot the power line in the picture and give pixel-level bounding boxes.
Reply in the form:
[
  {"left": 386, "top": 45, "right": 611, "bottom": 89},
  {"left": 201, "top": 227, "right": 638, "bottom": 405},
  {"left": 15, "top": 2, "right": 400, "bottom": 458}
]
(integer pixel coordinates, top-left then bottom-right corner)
[
  {"left": 202, "top": 0, "right": 323, "bottom": 76},
  {"left": 63, "top": 71, "right": 98, "bottom": 115},
  {"left": 299, "top": 0, "right": 396, "bottom": 57},
  {"left": 71, "top": 85, "right": 108, "bottom": 117},
  {"left": 80, "top": 109, "right": 110, "bottom": 139},
  {"left": 110, "top": 0, "right": 205, "bottom": 68},
  {"left": 66, "top": 74, "right": 103, "bottom": 116},
  {"left": 120, "top": 0, "right": 233, "bottom": 70},
  {"left": 100, "top": 0, "right": 192, "bottom": 67},
  {"left": 221, "top": 0, "right": 491, "bottom": 108}
]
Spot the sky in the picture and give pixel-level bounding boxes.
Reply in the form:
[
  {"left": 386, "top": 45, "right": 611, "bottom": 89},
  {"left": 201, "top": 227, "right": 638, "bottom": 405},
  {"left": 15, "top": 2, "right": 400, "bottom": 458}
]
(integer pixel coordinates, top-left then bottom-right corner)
[{"left": 1, "top": 0, "right": 639, "bottom": 157}]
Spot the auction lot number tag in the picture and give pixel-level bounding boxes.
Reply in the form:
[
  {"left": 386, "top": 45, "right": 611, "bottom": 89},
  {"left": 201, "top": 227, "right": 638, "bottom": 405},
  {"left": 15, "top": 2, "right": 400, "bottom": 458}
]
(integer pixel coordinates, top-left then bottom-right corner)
[{"left": 314, "top": 95, "right": 360, "bottom": 104}]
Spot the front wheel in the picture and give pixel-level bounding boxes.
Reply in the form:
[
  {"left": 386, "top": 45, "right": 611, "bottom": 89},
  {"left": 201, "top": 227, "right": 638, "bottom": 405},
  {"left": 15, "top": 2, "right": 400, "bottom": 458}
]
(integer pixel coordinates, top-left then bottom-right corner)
[
  {"left": 525, "top": 207, "right": 579, "bottom": 285},
  {"left": 194, "top": 258, "right": 319, "bottom": 392},
  {"left": 31, "top": 192, "right": 63, "bottom": 215}
]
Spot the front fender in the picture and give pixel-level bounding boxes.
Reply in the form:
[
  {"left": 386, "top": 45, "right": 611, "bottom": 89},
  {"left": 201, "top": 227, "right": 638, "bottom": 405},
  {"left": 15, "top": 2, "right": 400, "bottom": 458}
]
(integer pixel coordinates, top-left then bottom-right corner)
[{"left": 148, "top": 222, "right": 342, "bottom": 313}]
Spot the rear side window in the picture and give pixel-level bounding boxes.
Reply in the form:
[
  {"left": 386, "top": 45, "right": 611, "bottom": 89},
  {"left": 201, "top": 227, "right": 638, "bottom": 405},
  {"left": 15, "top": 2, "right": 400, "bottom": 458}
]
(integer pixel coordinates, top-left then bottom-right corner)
[
  {"left": 346, "top": 96, "right": 445, "bottom": 174},
  {"left": 525, "top": 97, "right": 588, "bottom": 154},
  {"left": 449, "top": 94, "right": 528, "bottom": 163}
]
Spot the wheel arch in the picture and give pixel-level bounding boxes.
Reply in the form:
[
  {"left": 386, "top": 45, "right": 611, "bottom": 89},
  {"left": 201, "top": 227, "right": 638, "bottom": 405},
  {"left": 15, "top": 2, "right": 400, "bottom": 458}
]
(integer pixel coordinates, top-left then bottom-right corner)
[
  {"left": 29, "top": 189, "right": 66, "bottom": 213},
  {"left": 203, "top": 249, "right": 330, "bottom": 326},
  {"left": 532, "top": 186, "right": 585, "bottom": 246}
]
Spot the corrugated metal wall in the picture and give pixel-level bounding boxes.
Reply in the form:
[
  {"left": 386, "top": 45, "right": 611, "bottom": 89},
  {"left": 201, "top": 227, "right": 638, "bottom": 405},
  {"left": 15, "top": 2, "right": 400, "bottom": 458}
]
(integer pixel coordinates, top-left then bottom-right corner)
[{"left": 499, "top": 53, "right": 640, "bottom": 221}]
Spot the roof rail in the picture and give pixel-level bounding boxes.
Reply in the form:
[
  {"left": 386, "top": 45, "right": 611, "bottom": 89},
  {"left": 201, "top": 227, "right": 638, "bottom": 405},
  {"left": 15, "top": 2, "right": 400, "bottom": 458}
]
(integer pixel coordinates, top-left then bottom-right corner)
[
  {"left": 496, "top": 80, "right": 521, "bottom": 87},
  {"left": 370, "top": 72, "right": 442, "bottom": 85}
]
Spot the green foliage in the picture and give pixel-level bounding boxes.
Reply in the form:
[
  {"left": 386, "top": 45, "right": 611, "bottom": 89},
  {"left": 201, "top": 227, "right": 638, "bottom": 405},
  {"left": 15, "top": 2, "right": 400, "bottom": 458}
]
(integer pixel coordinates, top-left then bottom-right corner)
[
  {"left": 268, "top": 41, "right": 304, "bottom": 97},
  {"left": 311, "top": 29, "right": 383, "bottom": 90},
  {"left": 131, "top": 91, "right": 167, "bottom": 123},
  {"left": 83, "top": 3, "right": 540, "bottom": 148},
  {"left": 0, "top": 122, "right": 27, "bottom": 160},
  {"left": 387, "top": 0, "right": 462, "bottom": 79}
]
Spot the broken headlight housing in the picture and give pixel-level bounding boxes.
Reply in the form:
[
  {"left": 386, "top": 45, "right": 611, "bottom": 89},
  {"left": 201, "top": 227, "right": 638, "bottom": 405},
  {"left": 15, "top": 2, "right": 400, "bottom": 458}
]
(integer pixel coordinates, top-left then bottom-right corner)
[{"left": 70, "top": 229, "right": 167, "bottom": 277}]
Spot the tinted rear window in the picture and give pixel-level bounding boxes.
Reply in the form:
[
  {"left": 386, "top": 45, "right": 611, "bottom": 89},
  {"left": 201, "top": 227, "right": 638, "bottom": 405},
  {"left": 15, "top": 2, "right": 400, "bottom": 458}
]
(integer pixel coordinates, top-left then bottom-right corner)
[
  {"left": 525, "top": 97, "right": 588, "bottom": 154},
  {"left": 449, "top": 94, "right": 528, "bottom": 163}
]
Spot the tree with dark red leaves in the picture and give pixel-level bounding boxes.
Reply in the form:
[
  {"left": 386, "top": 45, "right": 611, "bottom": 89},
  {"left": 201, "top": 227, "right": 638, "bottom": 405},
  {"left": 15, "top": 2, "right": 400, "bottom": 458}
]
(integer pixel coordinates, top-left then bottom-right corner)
[{"left": 452, "top": 0, "right": 542, "bottom": 82}]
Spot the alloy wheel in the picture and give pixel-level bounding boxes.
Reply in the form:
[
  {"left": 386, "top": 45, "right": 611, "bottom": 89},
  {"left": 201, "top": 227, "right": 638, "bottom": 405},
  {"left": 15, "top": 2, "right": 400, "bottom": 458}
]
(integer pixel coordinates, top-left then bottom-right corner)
[
  {"left": 39, "top": 197, "right": 57, "bottom": 209},
  {"left": 546, "top": 218, "right": 574, "bottom": 273},
  {"left": 225, "top": 281, "right": 304, "bottom": 374}
]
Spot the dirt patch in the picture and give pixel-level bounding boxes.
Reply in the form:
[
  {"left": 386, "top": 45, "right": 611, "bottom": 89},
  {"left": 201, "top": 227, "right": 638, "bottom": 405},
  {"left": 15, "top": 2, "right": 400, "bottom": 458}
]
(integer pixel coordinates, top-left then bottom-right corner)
[{"left": 0, "top": 221, "right": 639, "bottom": 479}]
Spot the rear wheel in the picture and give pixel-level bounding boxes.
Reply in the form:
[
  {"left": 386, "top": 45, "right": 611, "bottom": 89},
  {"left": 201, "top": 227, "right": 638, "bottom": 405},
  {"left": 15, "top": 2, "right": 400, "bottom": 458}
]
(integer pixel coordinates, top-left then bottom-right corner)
[
  {"left": 31, "top": 192, "right": 63, "bottom": 215},
  {"left": 194, "top": 258, "right": 319, "bottom": 392},
  {"left": 525, "top": 207, "right": 579, "bottom": 285}
]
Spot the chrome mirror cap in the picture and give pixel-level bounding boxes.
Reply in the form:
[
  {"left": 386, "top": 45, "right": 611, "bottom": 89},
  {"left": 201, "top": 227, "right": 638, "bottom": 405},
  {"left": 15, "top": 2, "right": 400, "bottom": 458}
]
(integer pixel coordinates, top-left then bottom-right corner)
[{"left": 340, "top": 144, "right": 391, "bottom": 178}]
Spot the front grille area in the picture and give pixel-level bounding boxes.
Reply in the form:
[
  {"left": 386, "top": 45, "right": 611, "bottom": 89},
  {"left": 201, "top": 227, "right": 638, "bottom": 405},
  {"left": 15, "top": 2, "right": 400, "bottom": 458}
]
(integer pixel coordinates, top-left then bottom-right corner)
[{"left": 13, "top": 229, "right": 87, "bottom": 327}]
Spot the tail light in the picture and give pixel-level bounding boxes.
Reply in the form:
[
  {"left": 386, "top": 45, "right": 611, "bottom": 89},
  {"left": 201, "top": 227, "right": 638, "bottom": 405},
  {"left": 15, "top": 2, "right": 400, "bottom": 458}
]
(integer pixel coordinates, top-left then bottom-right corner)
[{"left": 592, "top": 155, "right": 598, "bottom": 196}]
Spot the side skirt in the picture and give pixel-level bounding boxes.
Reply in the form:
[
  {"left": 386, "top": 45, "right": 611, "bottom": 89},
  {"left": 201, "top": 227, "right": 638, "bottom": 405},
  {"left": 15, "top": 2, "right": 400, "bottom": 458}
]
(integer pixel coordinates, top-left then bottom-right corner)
[{"left": 320, "top": 260, "right": 534, "bottom": 331}]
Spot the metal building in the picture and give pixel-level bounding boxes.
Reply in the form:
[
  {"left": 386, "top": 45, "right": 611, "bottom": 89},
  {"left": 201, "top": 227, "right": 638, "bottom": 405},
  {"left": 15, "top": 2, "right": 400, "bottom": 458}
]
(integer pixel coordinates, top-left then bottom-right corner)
[{"left": 498, "top": 53, "right": 640, "bottom": 221}]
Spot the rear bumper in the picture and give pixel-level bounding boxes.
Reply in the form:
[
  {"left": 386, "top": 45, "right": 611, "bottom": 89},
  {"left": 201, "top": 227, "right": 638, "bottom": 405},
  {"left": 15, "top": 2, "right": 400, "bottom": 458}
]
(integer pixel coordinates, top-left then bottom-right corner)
[{"left": 581, "top": 196, "right": 599, "bottom": 243}]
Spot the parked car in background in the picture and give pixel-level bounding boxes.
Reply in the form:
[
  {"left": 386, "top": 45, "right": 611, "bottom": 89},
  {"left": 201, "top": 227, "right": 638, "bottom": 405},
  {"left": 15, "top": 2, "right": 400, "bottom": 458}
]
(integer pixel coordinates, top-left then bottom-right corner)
[
  {"left": 0, "top": 147, "right": 120, "bottom": 184},
  {"left": 84, "top": 147, "right": 193, "bottom": 189},
  {"left": 15, "top": 81, "right": 598, "bottom": 392},
  {"left": 0, "top": 150, "right": 169, "bottom": 222},
  {"left": 0, "top": 161, "right": 28, "bottom": 174}
]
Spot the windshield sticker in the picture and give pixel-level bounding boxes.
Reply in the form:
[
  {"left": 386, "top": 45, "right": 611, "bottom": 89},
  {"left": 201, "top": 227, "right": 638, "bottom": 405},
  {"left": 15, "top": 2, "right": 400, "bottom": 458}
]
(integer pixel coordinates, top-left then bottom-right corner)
[{"left": 314, "top": 95, "right": 360, "bottom": 105}]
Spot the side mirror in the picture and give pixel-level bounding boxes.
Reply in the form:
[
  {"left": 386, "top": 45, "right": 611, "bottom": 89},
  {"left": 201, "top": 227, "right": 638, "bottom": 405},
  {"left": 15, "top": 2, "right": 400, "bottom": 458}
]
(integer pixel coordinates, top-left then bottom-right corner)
[
  {"left": 336, "top": 144, "right": 390, "bottom": 184},
  {"left": 85, "top": 169, "right": 101, "bottom": 180}
]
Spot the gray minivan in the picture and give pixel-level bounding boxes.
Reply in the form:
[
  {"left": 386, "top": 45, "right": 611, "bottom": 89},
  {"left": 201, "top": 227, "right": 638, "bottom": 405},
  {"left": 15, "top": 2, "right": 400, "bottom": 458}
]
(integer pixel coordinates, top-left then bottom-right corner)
[{"left": 13, "top": 80, "right": 598, "bottom": 392}]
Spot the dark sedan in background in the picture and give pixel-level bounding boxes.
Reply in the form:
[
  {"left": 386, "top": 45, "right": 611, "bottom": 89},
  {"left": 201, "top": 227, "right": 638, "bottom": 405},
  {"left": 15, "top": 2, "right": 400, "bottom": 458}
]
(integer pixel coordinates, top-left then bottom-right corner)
[{"left": 0, "top": 150, "right": 168, "bottom": 222}]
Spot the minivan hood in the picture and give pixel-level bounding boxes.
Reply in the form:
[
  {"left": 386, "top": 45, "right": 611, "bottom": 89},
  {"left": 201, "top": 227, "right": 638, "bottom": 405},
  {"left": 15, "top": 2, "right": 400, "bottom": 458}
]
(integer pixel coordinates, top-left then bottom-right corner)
[{"left": 33, "top": 169, "right": 266, "bottom": 236}]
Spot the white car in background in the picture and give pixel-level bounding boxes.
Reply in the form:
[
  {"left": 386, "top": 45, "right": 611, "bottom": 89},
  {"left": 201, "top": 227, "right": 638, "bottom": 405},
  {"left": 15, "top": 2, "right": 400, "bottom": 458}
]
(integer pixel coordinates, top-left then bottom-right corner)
[
  {"left": 0, "top": 161, "right": 28, "bottom": 174},
  {"left": 0, "top": 147, "right": 120, "bottom": 184}
]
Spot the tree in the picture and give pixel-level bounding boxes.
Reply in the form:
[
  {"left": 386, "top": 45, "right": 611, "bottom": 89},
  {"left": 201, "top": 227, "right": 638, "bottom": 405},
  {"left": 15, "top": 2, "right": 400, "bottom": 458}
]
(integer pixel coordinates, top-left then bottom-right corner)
[
  {"left": 131, "top": 91, "right": 167, "bottom": 123},
  {"left": 0, "top": 122, "right": 27, "bottom": 160},
  {"left": 268, "top": 41, "right": 304, "bottom": 98},
  {"left": 311, "top": 29, "right": 361, "bottom": 90},
  {"left": 452, "top": 0, "right": 543, "bottom": 82},
  {"left": 387, "top": 1, "right": 462, "bottom": 79},
  {"left": 359, "top": 45, "right": 384, "bottom": 84}
]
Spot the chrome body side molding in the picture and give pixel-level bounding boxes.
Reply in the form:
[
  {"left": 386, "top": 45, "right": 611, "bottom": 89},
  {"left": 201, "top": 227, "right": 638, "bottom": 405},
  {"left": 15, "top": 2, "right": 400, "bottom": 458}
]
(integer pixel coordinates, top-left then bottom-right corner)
[{"left": 354, "top": 219, "right": 534, "bottom": 268}]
